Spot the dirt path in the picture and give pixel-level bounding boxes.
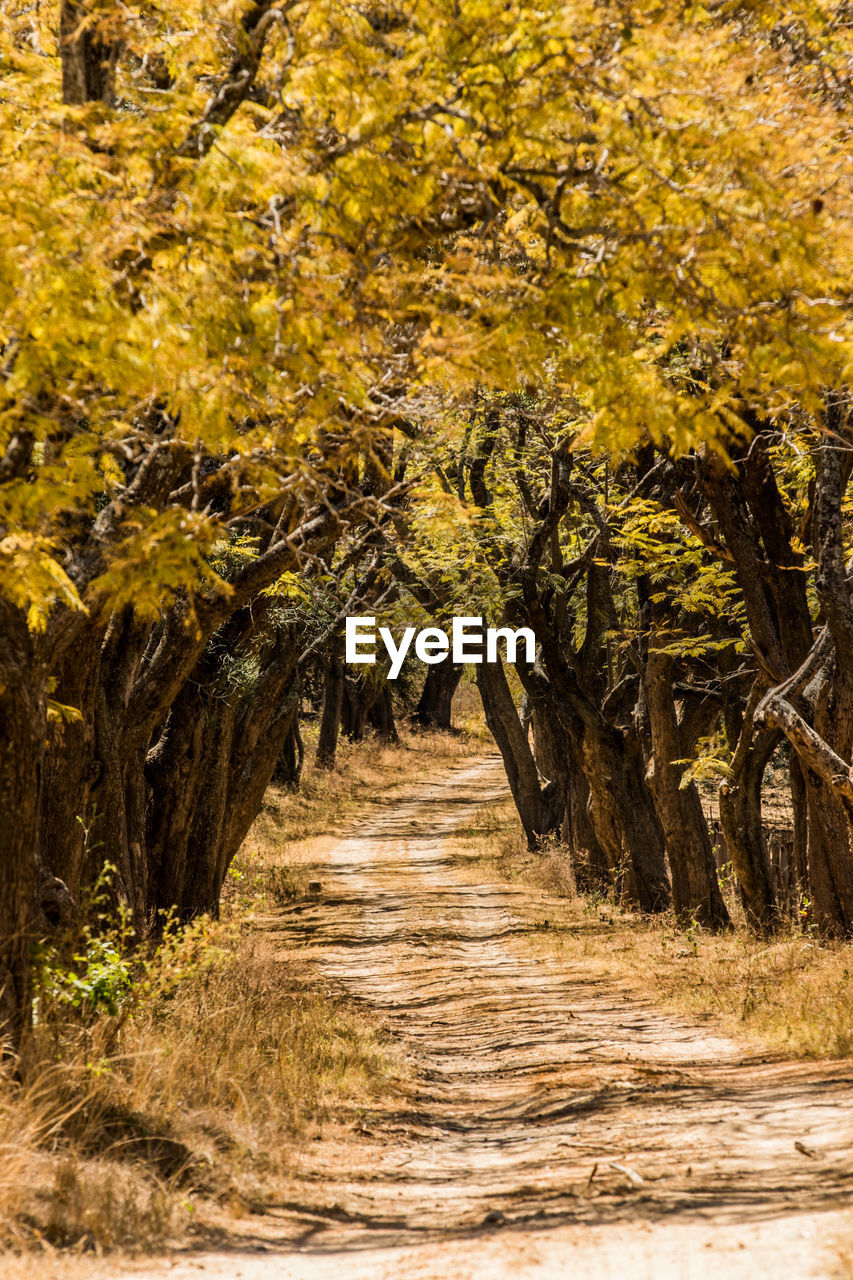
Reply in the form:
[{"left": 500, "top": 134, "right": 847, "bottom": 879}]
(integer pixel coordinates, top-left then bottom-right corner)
[{"left": 128, "top": 755, "right": 853, "bottom": 1279}]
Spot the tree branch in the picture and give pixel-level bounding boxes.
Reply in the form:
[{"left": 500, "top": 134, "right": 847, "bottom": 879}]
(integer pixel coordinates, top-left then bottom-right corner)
[{"left": 177, "top": 3, "right": 292, "bottom": 159}]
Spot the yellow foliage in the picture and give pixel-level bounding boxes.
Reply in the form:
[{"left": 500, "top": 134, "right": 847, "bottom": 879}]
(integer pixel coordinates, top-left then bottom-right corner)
[{"left": 1, "top": 1, "right": 852, "bottom": 626}]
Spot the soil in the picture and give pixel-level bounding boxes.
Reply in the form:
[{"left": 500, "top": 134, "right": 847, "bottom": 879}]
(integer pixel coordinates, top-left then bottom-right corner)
[{"left": 121, "top": 755, "right": 853, "bottom": 1278}]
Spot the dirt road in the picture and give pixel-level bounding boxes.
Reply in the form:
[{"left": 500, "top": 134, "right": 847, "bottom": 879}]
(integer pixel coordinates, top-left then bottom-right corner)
[{"left": 127, "top": 755, "right": 853, "bottom": 1279}]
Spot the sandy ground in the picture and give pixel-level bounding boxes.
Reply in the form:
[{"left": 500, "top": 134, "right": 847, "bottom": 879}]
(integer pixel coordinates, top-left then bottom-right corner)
[{"left": 54, "top": 756, "right": 853, "bottom": 1279}]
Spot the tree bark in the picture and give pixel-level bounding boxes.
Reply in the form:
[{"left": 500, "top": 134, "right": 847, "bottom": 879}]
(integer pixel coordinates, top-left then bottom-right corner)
[
  {"left": 564, "top": 763, "right": 611, "bottom": 893},
  {"left": 342, "top": 675, "right": 371, "bottom": 742},
  {"left": 789, "top": 755, "right": 809, "bottom": 900},
  {"left": 37, "top": 486, "right": 345, "bottom": 925},
  {"left": 60, "top": 0, "right": 123, "bottom": 106},
  {"left": 697, "top": 436, "right": 838, "bottom": 930},
  {"left": 718, "top": 690, "right": 778, "bottom": 932},
  {"left": 316, "top": 644, "right": 344, "bottom": 769},
  {"left": 275, "top": 713, "right": 304, "bottom": 786},
  {"left": 38, "top": 629, "right": 105, "bottom": 895},
  {"left": 367, "top": 684, "right": 399, "bottom": 742},
  {"left": 757, "top": 655, "right": 853, "bottom": 934},
  {"left": 644, "top": 645, "right": 730, "bottom": 928},
  {"left": 476, "top": 660, "right": 561, "bottom": 847},
  {"left": 514, "top": 588, "right": 671, "bottom": 911},
  {"left": 0, "top": 607, "right": 46, "bottom": 1053},
  {"left": 414, "top": 662, "right": 463, "bottom": 730},
  {"left": 146, "top": 630, "right": 303, "bottom": 922},
  {"left": 577, "top": 722, "right": 671, "bottom": 913},
  {"left": 517, "top": 661, "right": 610, "bottom": 892},
  {"left": 509, "top": 493, "right": 671, "bottom": 913}
]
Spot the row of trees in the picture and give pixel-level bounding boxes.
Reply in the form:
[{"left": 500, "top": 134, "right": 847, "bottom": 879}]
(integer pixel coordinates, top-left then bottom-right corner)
[
  {"left": 3, "top": 0, "right": 853, "bottom": 1049},
  {"left": 368, "top": 403, "right": 853, "bottom": 939}
]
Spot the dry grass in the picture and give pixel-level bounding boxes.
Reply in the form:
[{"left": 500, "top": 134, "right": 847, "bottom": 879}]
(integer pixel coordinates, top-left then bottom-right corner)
[
  {"left": 1, "top": 922, "right": 391, "bottom": 1257},
  {"left": 447, "top": 794, "right": 853, "bottom": 1061},
  {"left": 0, "top": 726, "right": 480, "bottom": 1260}
]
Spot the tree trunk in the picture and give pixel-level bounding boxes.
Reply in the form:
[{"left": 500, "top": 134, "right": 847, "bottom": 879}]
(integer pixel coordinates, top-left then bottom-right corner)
[
  {"left": 89, "top": 614, "right": 153, "bottom": 929},
  {"left": 802, "top": 653, "right": 853, "bottom": 935},
  {"left": 275, "top": 712, "right": 304, "bottom": 786},
  {"left": 699, "top": 433, "right": 853, "bottom": 933},
  {"left": 35, "top": 484, "right": 347, "bottom": 925},
  {"left": 564, "top": 763, "right": 611, "bottom": 893},
  {"left": 644, "top": 647, "right": 729, "bottom": 928},
  {"left": 509, "top": 517, "right": 671, "bottom": 913},
  {"left": 789, "top": 755, "right": 809, "bottom": 902},
  {"left": 757, "top": 654, "right": 853, "bottom": 935},
  {"left": 476, "top": 661, "right": 561, "bottom": 847},
  {"left": 367, "top": 684, "right": 398, "bottom": 742},
  {"left": 523, "top": 676, "right": 610, "bottom": 892},
  {"left": 38, "top": 629, "right": 106, "bottom": 896},
  {"left": 342, "top": 675, "right": 371, "bottom": 742},
  {"left": 718, "top": 687, "right": 777, "bottom": 931},
  {"left": 803, "top": 770, "right": 853, "bottom": 937},
  {"left": 181, "top": 692, "right": 301, "bottom": 918},
  {"left": 517, "top": 618, "right": 670, "bottom": 912},
  {"left": 316, "top": 645, "right": 344, "bottom": 768},
  {"left": 414, "top": 662, "right": 463, "bottom": 730},
  {"left": 754, "top": 417, "right": 853, "bottom": 935},
  {"left": 0, "top": 608, "right": 46, "bottom": 1053},
  {"left": 146, "top": 632, "right": 302, "bottom": 922},
  {"left": 60, "top": 0, "right": 122, "bottom": 106},
  {"left": 579, "top": 723, "right": 671, "bottom": 913}
]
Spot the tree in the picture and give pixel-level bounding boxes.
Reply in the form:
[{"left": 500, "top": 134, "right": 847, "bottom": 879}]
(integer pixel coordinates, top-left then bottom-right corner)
[{"left": 754, "top": 409, "right": 853, "bottom": 935}]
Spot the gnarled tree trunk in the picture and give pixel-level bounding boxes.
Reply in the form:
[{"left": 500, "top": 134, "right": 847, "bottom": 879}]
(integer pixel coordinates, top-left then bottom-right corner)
[
  {"left": 644, "top": 646, "right": 730, "bottom": 929},
  {"left": 718, "top": 686, "right": 778, "bottom": 931},
  {"left": 578, "top": 722, "right": 671, "bottom": 913},
  {"left": 342, "top": 675, "right": 371, "bottom": 742},
  {"left": 145, "top": 626, "right": 303, "bottom": 922},
  {"left": 517, "top": 661, "right": 610, "bottom": 892},
  {"left": 0, "top": 608, "right": 46, "bottom": 1053}
]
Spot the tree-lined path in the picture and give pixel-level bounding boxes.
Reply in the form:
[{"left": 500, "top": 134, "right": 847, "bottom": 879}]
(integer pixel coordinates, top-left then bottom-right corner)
[
  {"left": 124, "top": 758, "right": 853, "bottom": 1280},
  {"left": 7, "top": 4, "right": 853, "bottom": 1270}
]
